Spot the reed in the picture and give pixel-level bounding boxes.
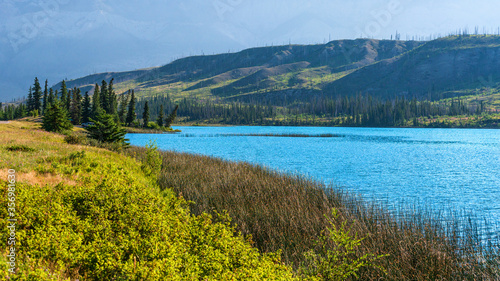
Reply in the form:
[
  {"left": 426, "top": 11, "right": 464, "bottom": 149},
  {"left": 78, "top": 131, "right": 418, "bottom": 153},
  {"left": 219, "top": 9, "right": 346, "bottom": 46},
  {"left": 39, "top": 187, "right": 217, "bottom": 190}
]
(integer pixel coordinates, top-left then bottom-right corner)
[{"left": 125, "top": 147, "right": 500, "bottom": 280}]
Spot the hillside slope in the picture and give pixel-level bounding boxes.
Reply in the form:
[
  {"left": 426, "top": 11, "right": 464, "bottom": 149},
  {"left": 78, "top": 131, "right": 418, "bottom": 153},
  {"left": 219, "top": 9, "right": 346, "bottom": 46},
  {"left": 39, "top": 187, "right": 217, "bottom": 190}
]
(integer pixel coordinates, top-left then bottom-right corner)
[
  {"left": 325, "top": 35, "right": 500, "bottom": 99},
  {"left": 55, "top": 39, "right": 422, "bottom": 99},
  {"left": 52, "top": 35, "right": 500, "bottom": 107}
]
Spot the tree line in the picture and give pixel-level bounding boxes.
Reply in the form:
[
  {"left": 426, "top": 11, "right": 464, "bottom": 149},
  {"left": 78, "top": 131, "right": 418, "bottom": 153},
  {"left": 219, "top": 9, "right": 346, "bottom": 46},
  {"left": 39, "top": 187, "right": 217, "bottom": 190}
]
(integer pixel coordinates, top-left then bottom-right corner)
[
  {"left": 1, "top": 77, "right": 178, "bottom": 129},
  {"left": 0, "top": 77, "right": 491, "bottom": 128},
  {"left": 135, "top": 94, "right": 487, "bottom": 127}
]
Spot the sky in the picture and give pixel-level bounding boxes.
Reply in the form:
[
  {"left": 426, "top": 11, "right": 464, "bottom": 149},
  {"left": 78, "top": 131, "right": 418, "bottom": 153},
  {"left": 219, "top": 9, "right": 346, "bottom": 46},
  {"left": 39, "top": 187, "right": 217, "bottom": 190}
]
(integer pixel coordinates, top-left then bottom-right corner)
[{"left": 1, "top": 0, "right": 499, "bottom": 101}]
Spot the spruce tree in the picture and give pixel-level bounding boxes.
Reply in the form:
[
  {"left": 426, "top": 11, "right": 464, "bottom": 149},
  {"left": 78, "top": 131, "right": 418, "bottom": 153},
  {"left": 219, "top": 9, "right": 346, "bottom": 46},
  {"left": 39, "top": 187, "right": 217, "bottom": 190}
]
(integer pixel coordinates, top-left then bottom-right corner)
[
  {"left": 48, "top": 88, "right": 55, "bottom": 106},
  {"left": 125, "top": 90, "right": 136, "bottom": 126},
  {"left": 42, "top": 101, "right": 73, "bottom": 133},
  {"left": 27, "top": 87, "right": 33, "bottom": 112},
  {"left": 142, "top": 101, "right": 150, "bottom": 128},
  {"left": 60, "top": 80, "right": 68, "bottom": 112},
  {"left": 92, "top": 84, "right": 101, "bottom": 118},
  {"left": 157, "top": 104, "right": 164, "bottom": 127},
  {"left": 87, "top": 111, "right": 128, "bottom": 146},
  {"left": 33, "top": 77, "right": 42, "bottom": 113},
  {"left": 108, "top": 78, "right": 117, "bottom": 115},
  {"left": 82, "top": 92, "right": 92, "bottom": 123},
  {"left": 70, "top": 88, "right": 82, "bottom": 125},
  {"left": 42, "top": 79, "right": 48, "bottom": 114},
  {"left": 165, "top": 105, "right": 178, "bottom": 128},
  {"left": 118, "top": 91, "right": 129, "bottom": 124},
  {"left": 100, "top": 80, "right": 109, "bottom": 113},
  {"left": 66, "top": 89, "right": 72, "bottom": 112}
]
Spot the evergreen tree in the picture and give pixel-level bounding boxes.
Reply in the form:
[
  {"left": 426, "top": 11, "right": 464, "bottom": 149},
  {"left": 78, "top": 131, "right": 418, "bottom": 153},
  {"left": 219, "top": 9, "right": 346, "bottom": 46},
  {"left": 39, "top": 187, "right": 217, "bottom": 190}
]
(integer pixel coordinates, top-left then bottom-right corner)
[
  {"left": 42, "top": 101, "right": 73, "bottom": 133},
  {"left": 82, "top": 92, "right": 92, "bottom": 123},
  {"left": 157, "top": 104, "right": 164, "bottom": 127},
  {"left": 100, "top": 80, "right": 109, "bottom": 113},
  {"left": 70, "top": 87, "right": 82, "bottom": 125},
  {"left": 108, "top": 78, "right": 117, "bottom": 115},
  {"left": 92, "top": 84, "right": 102, "bottom": 118},
  {"left": 165, "top": 105, "right": 178, "bottom": 128},
  {"left": 27, "top": 87, "right": 33, "bottom": 112},
  {"left": 125, "top": 90, "right": 136, "bottom": 126},
  {"left": 87, "top": 111, "right": 128, "bottom": 146},
  {"left": 43, "top": 79, "right": 48, "bottom": 114},
  {"left": 48, "top": 88, "right": 55, "bottom": 106},
  {"left": 33, "top": 77, "right": 42, "bottom": 113},
  {"left": 60, "top": 80, "right": 68, "bottom": 112},
  {"left": 118, "top": 91, "right": 129, "bottom": 124},
  {"left": 142, "top": 101, "right": 150, "bottom": 128},
  {"left": 66, "top": 89, "right": 72, "bottom": 112}
]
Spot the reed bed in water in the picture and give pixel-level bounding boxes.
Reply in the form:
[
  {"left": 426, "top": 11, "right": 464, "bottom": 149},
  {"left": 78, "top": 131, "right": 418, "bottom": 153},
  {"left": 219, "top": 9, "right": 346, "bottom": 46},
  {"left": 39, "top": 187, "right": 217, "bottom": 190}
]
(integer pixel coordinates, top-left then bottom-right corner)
[{"left": 125, "top": 146, "right": 500, "bottom": 280}]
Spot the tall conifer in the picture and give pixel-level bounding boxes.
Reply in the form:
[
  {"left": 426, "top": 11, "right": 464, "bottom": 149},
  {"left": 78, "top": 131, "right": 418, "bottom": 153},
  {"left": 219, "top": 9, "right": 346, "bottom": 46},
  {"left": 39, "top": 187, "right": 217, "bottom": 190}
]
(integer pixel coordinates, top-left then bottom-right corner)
[
  {"left": 142, "top": 101, "right": 150, "bottom": 128},
  {"left": 125, "top": 90, "right": 136, "bottom": 126}
]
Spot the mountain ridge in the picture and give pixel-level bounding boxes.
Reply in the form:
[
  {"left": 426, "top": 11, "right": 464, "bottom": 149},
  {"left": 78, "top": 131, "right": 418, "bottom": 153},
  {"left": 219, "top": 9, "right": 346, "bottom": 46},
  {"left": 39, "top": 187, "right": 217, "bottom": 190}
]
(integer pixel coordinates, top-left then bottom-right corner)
[{"left": 53, "top": 35, "right": 500, "bottom": 106}]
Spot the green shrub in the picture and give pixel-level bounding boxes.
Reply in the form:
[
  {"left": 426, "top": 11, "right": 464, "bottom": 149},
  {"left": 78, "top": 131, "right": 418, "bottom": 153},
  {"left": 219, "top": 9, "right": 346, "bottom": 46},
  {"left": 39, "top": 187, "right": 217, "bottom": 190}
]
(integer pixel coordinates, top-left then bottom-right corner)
[
  {"left": 6, "top": 144, "right": 36, "bottom": 152},
  {"left": 299, "top": 209, "right": 387, "bottom": 280},
  {"left": 141, "top": 140, "right": 162, "bottom": 179},
  {"left": 0, "top": 146, "right": 294, "bottom": 280},
  {"left": 64, "top": 133, "right": 88, "bottom": 145},
  {"left": 147, "top": 121, "right": 161, "bottom": 130}
]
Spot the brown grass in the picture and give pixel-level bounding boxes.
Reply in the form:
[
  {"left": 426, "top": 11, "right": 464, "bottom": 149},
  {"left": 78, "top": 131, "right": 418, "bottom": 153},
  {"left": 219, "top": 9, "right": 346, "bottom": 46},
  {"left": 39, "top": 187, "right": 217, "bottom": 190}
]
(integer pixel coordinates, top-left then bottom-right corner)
[
  {"left": 1, "top": 170, "right": 78, "bottom": 187},
  {"left": 125, "top": 146, "right": 500, "bottom": 280}
]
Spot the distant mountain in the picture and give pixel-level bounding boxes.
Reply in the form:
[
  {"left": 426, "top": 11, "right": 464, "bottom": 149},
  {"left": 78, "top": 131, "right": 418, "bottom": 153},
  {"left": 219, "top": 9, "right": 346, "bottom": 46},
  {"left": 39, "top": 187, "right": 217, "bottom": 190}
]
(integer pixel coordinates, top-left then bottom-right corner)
[
  {"left": 55, "top": 39, "right": 421, "bottom": 98},
  {"left": 54, "top": 35, "right": 500, "bottom": 105},
  {"left": 324, "top": 35, "right": 500, "bottom": 100}
]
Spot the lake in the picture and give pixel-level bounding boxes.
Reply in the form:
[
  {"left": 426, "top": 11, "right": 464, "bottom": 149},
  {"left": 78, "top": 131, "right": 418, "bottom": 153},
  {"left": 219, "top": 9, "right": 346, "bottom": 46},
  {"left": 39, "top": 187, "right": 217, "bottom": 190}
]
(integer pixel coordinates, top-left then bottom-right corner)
[{"left": 128, "top": 126, "right": 500, "bottom": 235}]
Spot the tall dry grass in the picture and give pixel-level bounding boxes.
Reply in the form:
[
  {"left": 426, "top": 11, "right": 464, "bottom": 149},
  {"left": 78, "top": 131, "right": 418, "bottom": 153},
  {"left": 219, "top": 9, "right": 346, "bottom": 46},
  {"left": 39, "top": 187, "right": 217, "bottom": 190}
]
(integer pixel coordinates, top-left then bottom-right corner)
[{"left": 125, "top": 146, "right": 499, "bottom": 280}]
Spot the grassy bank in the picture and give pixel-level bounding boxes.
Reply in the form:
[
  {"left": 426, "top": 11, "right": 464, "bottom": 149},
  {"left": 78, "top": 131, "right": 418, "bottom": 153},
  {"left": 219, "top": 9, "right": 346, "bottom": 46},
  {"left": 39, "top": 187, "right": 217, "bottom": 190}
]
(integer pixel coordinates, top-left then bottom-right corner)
[
  {"left": 0, "top": 121, "right": 294, "bottom": 280},
  {"left": 125, "top": 146, "right": 500, "bottom": 280}
]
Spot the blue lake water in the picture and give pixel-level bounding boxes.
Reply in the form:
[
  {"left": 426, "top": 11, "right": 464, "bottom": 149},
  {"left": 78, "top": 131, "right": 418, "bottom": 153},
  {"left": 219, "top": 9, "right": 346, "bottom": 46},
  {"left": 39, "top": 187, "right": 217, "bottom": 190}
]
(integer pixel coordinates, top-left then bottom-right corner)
[{"left": 128, "top": 126, "right": 500, "bottom": 234}]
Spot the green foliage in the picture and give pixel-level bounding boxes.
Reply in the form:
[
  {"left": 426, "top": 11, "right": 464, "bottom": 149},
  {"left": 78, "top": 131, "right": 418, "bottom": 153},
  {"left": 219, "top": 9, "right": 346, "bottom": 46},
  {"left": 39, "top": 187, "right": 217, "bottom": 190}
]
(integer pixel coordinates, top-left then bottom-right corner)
[
  {"left": 60, "top": 80, "right": 69, "bottom": 112},
  {"left": 125, "top": 90, "right": 136, "bottom": 125},
  {"left": 6, "top": 144, "right": 36, "bottom": 152},
  {"left": 42, "top": 101, "right": 73, "bottom": 133},
  {"left": 0, "top": 135, "right": 295, "bottom": 280},
  {"left": 147, "top": 121, "right": 161, "bottom": 129},
  {"left": 86, "top": 111, "right": 128, "bottom": 147},
  {"left": 299, "top": 209, "right": 387, "bottom": 280},
  {"left": 142, "top": 101, "right": 150, "bottom": 127},
  {"left": 141, "top": 140, "right": 162, "bottom": 178},
  {"left": 33, "top": 77, "right": 42, "bottom": 113},
  {"left": 64, "top": 133, "right": 88, "bottom": 145},
  {"left": 29, "top": 109, "right": 39, "bottom": 117},
  {"left": 117, "top": 91, "right": 129, "bottom": 124},
  {"left": 157, "top": 104, "right": 164, "bottom": 127},
  {"left": 82, "top": 92, "right": 92, "bottom": 123},
  {"left": 91, "top": 83, "right": 101, "bottom": 119},
  {"left": 69, "top": 87, "right": 82, "bottom": 125},
  {"left": 164, "top": 104, "right": 178, "bottom": 127}
]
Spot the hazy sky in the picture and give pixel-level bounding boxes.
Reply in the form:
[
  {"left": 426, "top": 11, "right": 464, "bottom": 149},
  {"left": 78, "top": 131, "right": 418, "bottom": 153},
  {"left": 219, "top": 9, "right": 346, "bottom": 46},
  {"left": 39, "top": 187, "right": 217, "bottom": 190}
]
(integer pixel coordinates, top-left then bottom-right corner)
[{"left": 1, "top": 0, "right": 499, "bottom": 100}]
